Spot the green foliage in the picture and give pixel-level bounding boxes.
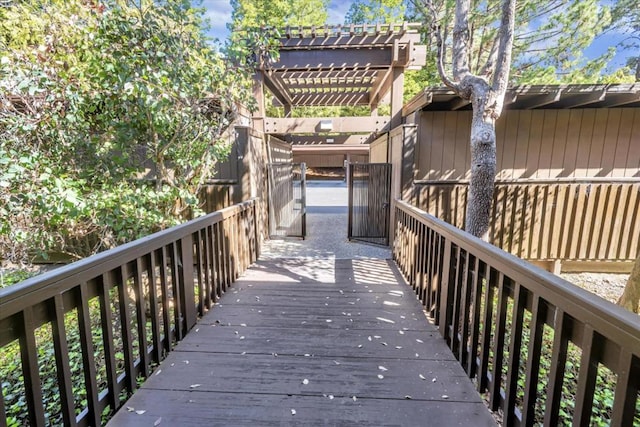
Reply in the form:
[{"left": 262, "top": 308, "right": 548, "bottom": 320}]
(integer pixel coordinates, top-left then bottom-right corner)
[
  {"left": 0, "top": 0, "right": 256, "bottom": 262},
  {"left": 345, "top": 0, "right": 406, "bottom": 24},
  {"left": 229, "top": 0, "right": 329, "bottom": 31}
]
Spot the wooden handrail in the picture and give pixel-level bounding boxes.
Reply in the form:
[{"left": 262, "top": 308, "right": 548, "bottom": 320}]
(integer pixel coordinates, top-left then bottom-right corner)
[
  {"left": 0, "top": 199, "right": 259, "bottom": 426},
  {"left": 393, "top": 199, "right": 640, "bottom": 425}
]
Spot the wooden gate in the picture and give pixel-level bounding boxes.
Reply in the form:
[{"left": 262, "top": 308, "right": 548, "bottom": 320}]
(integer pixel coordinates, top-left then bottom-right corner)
[
  {"left": 267, "top": 163, "right": 306, "bottom": 238},
  {"left": 348, "top": 163, "right": 392, "bottom": 246}
]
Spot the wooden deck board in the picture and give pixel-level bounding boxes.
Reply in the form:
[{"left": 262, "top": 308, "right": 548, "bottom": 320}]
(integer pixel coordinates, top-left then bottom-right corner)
[{"left": 108, "top": 259, "right": 496, "bottom": 426}]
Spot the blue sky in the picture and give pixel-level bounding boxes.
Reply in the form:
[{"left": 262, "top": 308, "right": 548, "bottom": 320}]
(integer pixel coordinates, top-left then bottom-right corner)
[{"left": 201, "top": 0, "right": 632, "bottom": 71}]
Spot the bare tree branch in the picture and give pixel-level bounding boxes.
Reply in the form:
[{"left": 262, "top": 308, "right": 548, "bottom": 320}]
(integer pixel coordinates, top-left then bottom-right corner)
[
  {"left": 491, "top": 0, "right": 517, "bottom": 114},
  {"left": 453, "top": 0, "right": 472, "bottom": 80},
  {"left": 415, "top": 0, "right": 459, "bottom": 90}
]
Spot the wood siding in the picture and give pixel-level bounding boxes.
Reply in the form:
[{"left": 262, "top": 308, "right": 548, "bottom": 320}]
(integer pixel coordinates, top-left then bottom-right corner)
[
  {"left": 413, "top": 181, "right": 640, "bottom": 266},
  {"left": 370, "top": 134, "right": 389, "bottom": 163},
  {"left": 416, "top": 108, "right": 640, "bottom": 180}
]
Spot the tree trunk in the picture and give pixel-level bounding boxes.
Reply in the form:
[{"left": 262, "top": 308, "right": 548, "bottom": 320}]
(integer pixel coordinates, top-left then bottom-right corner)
[
  {"left": 618, "top": 254, "right": 640, "bottom": 313},
  {"left": 463, "top": 78, "right": 497, "bottom": 240}
]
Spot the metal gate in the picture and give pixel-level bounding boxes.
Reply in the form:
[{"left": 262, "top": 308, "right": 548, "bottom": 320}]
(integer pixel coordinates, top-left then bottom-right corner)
[
  {"left": 348, "top": 163, "right": 392, "bottom": 246},
  {"left": 267, "top": 163, "right": 306, "bottom": 238}
]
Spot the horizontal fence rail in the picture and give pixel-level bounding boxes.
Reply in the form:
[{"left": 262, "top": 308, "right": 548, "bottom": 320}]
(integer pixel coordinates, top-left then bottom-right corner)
[
  {"left": 393, "top": 200, "right": 640, "bottom": 426},
  {"left": 414, "top": 180, "right": 640, "bottom": 268},
  {"left": 0, "top": 200, "right": 259, "bottom": 427}
]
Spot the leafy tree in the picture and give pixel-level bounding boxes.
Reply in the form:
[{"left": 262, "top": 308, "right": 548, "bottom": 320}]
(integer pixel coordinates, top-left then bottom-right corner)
[
  {"left": 0, "top": 0, "right": 255, "bottom": 262},
  {"left": 345, "top": 0, "right": 406, "bottom": 24},
  {"left": 606, "top": 0, "right": 640, "bottom": 81},
  {"left": 229, "top": 0, "right": 329, "bottom": 31}
]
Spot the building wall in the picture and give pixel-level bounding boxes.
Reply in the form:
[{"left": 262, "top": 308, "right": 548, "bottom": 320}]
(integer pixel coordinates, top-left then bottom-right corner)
[
  {"left": 416, "top": 108, "right": 640, "bottom": 181},
  {"left": 369, "top": 134, "right": 389, "bottom": 163},
  {"left": 292, "top": 153, "right": 346, "bottom": 167}
]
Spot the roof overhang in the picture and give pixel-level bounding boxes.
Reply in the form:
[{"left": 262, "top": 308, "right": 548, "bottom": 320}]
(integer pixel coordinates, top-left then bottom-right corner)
[{"left": 403, "top": 84, "right": 640, "bottom": 116}]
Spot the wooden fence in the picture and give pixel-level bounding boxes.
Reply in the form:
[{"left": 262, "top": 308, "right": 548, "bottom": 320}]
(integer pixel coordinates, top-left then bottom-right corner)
[
  {"left": 393, "top": 200, "right": 640, "bottom": 426},
  {"left": 413, "top": 179, "right": 640, "bottom": 271},
  {"left": 0, "top": 200, "right": 259, "bottom": 426}
]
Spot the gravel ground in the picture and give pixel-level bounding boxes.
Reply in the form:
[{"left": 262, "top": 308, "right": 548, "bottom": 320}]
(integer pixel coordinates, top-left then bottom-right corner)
[{"left": 560, "top": 272, "right": 628, "bottom": 304}]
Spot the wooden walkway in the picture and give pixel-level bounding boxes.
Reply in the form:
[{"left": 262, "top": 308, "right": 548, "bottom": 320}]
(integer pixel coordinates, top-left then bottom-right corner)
[{"left": 108, "top": 258, "right": 496, "bottom": 426}]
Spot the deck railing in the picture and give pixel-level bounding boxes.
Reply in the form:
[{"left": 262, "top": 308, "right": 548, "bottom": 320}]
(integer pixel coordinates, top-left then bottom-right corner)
[
  {"left": 393, "top": 200, "right": 640, "bottom": 426},
  {"left": 0, "top": 199, "right": 259, "bottom": 426}
]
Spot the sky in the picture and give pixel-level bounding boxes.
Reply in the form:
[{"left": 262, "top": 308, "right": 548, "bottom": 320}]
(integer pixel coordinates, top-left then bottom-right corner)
[{"left": 201, "top": 0, "right": 632, "bottom": 71}]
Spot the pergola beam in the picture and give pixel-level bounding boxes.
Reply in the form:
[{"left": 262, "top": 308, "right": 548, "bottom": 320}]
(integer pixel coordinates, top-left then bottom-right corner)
[
  {"left": 266, "top": 48, "right": 394, "bottom": 71},
  {"left": 264, "top": 116, "right": 390, "bottom": 134}
]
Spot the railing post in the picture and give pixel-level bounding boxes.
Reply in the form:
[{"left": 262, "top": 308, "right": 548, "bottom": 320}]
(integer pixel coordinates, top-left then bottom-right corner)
[
  {"left": 438, "top": 238, "right": 454, "bottom": 340},
  {"left": 179, "top": 235, "right": 197, "bottom": 332}
]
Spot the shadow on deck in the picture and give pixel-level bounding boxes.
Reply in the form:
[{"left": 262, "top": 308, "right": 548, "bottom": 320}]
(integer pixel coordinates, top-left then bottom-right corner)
[{"left": 107, "top": 258, "right": 496, "bottom": 426}]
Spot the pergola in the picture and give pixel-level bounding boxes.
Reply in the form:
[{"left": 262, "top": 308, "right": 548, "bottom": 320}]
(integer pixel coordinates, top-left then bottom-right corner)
[{"left": 253, "top": 23, "right": 427, "bottom": 150}]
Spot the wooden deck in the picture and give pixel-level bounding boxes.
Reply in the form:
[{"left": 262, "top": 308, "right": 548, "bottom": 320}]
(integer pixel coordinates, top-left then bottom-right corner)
[{"left": 107, "top": 258, "right": 496, "bottom": 426}]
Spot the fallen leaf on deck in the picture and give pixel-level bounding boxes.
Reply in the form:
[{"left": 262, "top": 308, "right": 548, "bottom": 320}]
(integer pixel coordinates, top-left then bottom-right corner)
[
  {"left": 135, "top": 410, "right": 146, "bottom": 415},
  {"left": 154, "top": 417, "right": 162, "bottom": 426},
  {"left": 377, "top": 374, "right": 384, "bottom": 379},
  {"left": 302, "top": 379, "right": 309, "bottom": 385},
  {"left": 378, "top": 366, "right": 388, "bottom": 371},
  {"left": 189, "top": 384, "right": 201, "bottom": 389},
  {"left": 291, "top": 409, "right": 296, "bottom": 415},
  {"left": 419, "top": 374, "right": 426, "bottom": 380}
]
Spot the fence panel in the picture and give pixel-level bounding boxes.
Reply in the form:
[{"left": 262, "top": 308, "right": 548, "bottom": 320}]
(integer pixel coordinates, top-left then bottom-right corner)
[
  {"left": 267, "top": 163, "right": 306, "bottom": 238},
  {"left": 348, "top": 163, "right": 392, "bottom": 246},
  {"left": 414, "top": 180, "right": 640, "bottom": 268}
]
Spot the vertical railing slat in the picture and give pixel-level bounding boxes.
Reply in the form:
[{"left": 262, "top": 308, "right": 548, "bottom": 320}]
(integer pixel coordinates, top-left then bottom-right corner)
[
  {"left": 477, "top": 266, "right": 496, "bottom": 393},
  {"left": 179, "top": 235, "right": 197, "bottom": 332},
  {"left": 98, "top": 273, "right": 119, "bottom": 411},
  {"left": 573, "top": 325, "right": 599, "bottom": 426},
  {"left": 77, "top": 282, "right": 101, "bottom": 427},
  {"left": 147, "top": 251, "right": 163, "bottom": 364},
  {"left": 489, "top": 273, "right": 509, "bottom": 411},
  {"left": 504, "top": 282, "right": 526, "bottom": 422},
  {"left": 20, "top": 307, "right": 45, "bottom": 426},
  {"left": 611, "top": 349, "right": 639, "bottom": 427},
  {"left": 170, "top": 243, "right": 184, "bottom": 341},
  {"left": 159, "top": 247, "right": 172, "bottom": 353},
  {"left": 467, "top": 257, "right": 483, "bottom": 378},
  {"left": 134, "top": 258, "right": 150, "bottom": 378},
  {"left": 117, "top": 264, "right": 136, "bottom": 394},
  {"left": 521, "top": 295, "right": 546, "bottom": 426},
  {"left": 51, "top": 294, "right": 76, "bottom": 426},
  {"left": 543, "top": 308, "right": 570, "bottom": 426}
]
